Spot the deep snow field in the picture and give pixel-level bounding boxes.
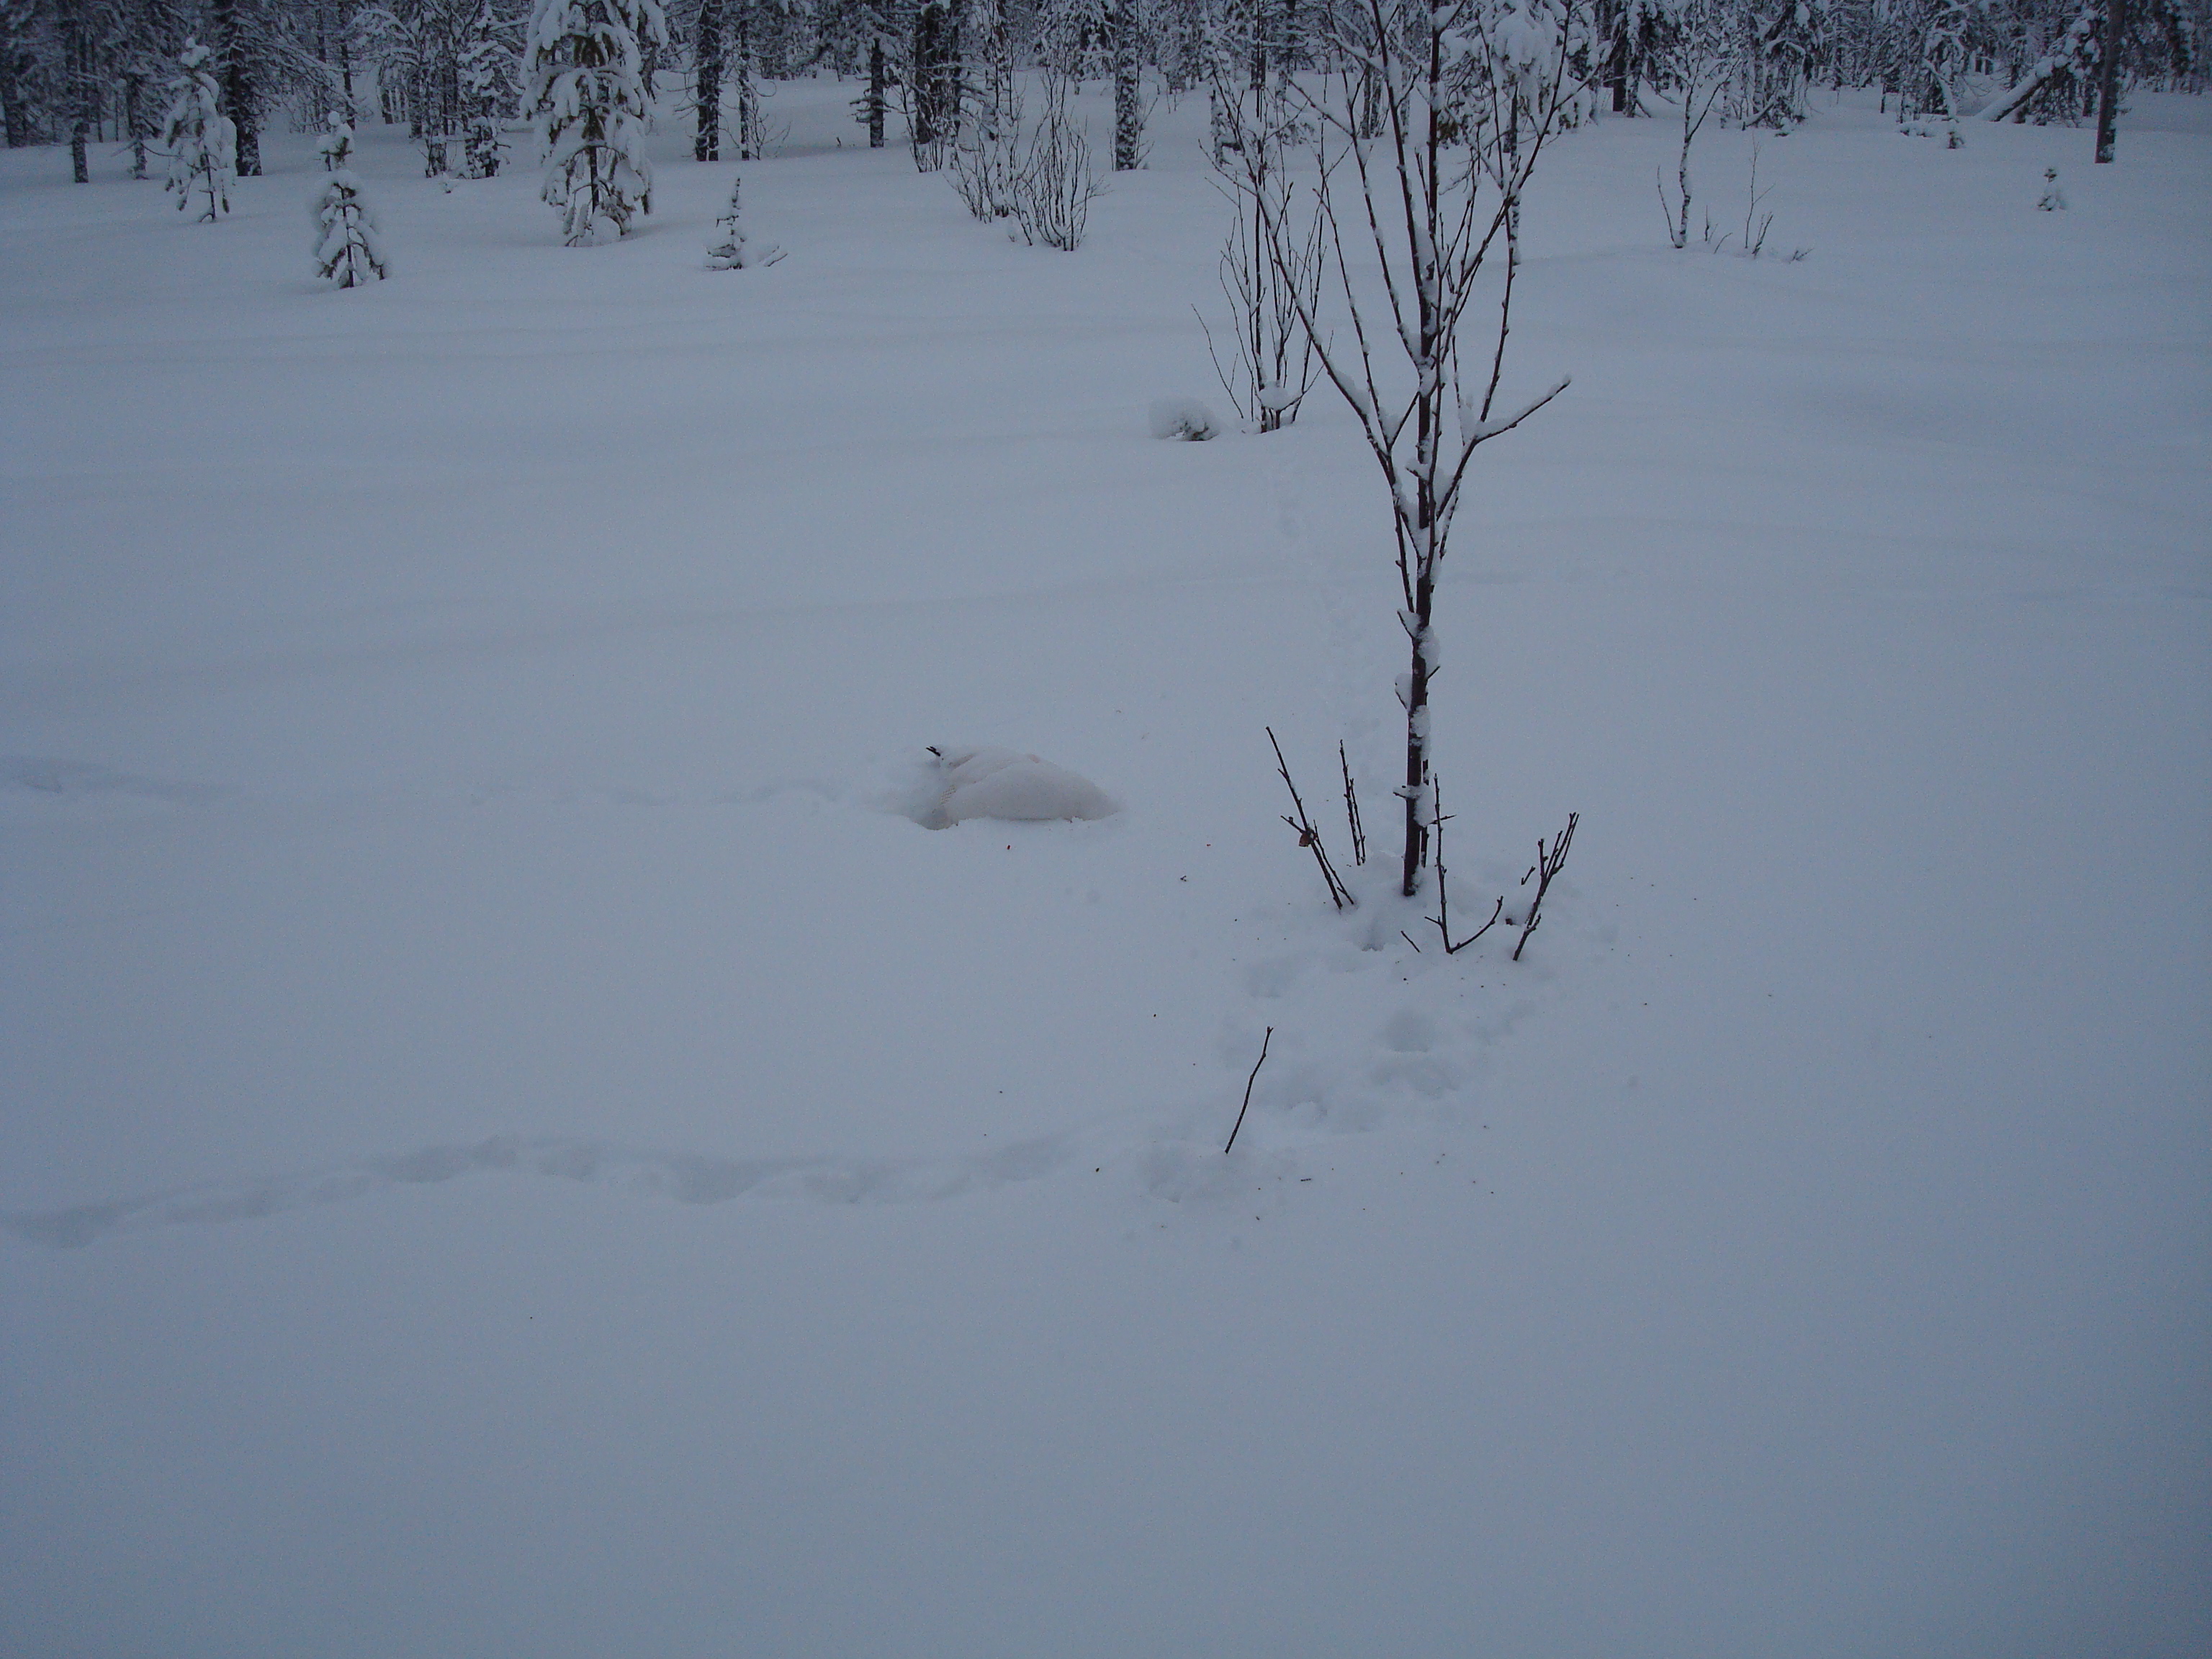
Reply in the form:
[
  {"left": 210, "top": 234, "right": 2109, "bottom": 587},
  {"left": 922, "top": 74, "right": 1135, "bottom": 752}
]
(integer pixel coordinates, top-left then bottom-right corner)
[{"left": 3, "top": 77, "right": 2208, "bottom": 1658}]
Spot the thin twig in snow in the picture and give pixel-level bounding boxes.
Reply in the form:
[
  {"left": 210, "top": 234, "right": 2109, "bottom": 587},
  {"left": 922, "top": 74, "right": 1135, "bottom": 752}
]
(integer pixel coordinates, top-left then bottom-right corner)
[{"left": 1223, "top": 1027, "right": 1274, "bottom": 1155}]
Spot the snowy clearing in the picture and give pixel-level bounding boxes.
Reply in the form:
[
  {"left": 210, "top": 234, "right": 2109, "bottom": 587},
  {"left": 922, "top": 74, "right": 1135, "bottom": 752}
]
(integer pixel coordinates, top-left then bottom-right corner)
[{"left": 3, "top": 79, "right": 2208, "bottom": 1659}]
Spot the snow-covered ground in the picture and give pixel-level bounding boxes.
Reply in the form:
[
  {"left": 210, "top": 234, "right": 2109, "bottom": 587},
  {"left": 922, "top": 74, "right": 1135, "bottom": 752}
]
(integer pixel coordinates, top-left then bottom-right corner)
[{"left": 3, "top": 82, "right": 2207, "bottom": 1658}]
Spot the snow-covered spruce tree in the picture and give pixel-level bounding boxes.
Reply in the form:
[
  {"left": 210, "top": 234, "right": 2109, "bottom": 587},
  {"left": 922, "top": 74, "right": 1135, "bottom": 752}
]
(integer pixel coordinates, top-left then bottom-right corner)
[
  {"left": 1717, "top": 0, "right": 1820, "bottom": 127},
  {"left": 529, "top": 0, "right": 666, "bottom": 243},
  {"left": 1267, "top": 0, "right": 1590, "bottom": 901},
  {"left": 312, "top": 122, "right": 390, "bottom": 284},
  {"left": 458, "top": 0, "right": 521, "bottom": 175},
  {"left": 163, "top": 39, "right": 236, "bottom": 220}
]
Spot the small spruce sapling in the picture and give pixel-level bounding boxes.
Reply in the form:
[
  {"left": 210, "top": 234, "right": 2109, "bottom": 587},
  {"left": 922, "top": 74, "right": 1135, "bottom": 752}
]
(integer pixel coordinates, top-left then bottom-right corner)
[
  {"left": 162, "top": 40, "right": 235, "bottom": 222},
  {"left": 703, "top": 172, "right": 783, "bottom": 268},
  {"left": 312, "top": 125, "right": 390, "bottom": 287}
]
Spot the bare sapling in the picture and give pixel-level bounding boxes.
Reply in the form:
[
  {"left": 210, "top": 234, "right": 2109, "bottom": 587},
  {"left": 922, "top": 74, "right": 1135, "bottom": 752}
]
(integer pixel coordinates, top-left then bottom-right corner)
[
  {"left": 1262, "top": 0, "right": 1587, "bottom": 901},
  {"left": 1655, "top": 1, "right": 1726, "bottom": 249},
  {"left": 1339, "top": 742, "right": 1367, "bottom": 866},
  {"left": 1720, "top": 138, "right": 1773, "bottom": 256},
  {"left": 1200, "top": 72, "right": 1323, "bottom": 431},
  {"left": 1511, "top": 812, "right": 1577, "bottom": 960},
  {"left": 1424, "top": 781, "right": 1504, "bottom": 953}
]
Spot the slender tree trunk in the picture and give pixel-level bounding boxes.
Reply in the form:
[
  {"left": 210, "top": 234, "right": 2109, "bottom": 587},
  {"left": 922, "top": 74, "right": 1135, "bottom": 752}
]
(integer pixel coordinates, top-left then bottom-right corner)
[
  {"left": 67, "top": 25, "right": 89, "bottom": 181},
  {"left": 735, "top": 12, "right": 759, "bottom": 159},
  {"left": 125, "top": 74, "right": 150, "bottom": 176},
  {"left": 338, "top": 0, "right": 357, "bottom": 122},
  {"left": 695, "top": 0, "right": 724, "bottom": 158},
  {"left": 1604, "top": 0, "right": 1628, "bottom": 111},
  {"left": 867, "top": 35, "right": 886, "bottom": 147},
  {"left": 2095, "top": 0, "right": 2126, "bottom": 161},
  {"left": 1112, "top": 0, "right": 1141, "bottom": 169}
]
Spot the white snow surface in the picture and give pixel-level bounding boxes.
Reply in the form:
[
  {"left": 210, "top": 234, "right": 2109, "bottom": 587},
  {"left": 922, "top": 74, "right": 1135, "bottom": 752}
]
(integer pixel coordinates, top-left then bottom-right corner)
[{"left": 3, "top": 83, "right": 2208, "bottom": 1659}]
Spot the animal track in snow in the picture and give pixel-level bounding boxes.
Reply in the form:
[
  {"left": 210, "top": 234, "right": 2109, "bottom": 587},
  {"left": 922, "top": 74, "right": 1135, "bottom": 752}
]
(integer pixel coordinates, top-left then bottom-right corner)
[
  {"left": 0, "top": 1128, "right": 1103, "bottom": 1249},
  {"left": 0, "top": 757, "right": 225, "bottom": 822}
]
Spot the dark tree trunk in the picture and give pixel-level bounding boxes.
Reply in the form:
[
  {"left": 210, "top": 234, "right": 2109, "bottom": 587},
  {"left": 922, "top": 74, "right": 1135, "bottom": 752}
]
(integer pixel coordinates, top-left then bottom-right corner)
[
  {"left": 125, "top": 74, "right": 150, "bottom": 176},
  {"left": 1604, "top": 0, "right": 1629, "bottom": 112},
  {"left": 212, "top": 0, "right": 263, "bottom": 175},
  {"left": 912, "top": 1, "right": 950, "bottom": 150},
  {"left": 1112, "top": 0, "right": 1141, "bottom": 168},
  {"left": 2095, "top": 0, "right": 2126, "bottom": 161},
  {"left": 867, "top": 36, "right": 886, "bottom": 147},
  {"left": 695, "top": 0, "right": 724, "bottom": 158},
  {"left": 0, "top": 40, "right": 28, "bottom": 148}
]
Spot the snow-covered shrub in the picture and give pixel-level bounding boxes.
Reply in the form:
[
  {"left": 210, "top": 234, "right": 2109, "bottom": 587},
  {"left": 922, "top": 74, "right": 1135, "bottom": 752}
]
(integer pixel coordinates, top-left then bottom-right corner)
[
  {"left": 1148, "top": 397, "right": 1220, "bottom": 441},
  {"left": 950, "top": 72, "right": 1025, "bottom": 225},
  {"left": 162, "top": 41, "right": 235, "bottom": 223},
  {"left": 528, "top": 0, "right": 666, "bottom": 246},
  {"left": 311, "top": 126, "right": 390, "bottom": 288},
  {"left": 949, "top": 70, "right": 1103, "bottom": 253},
  {"left": 1011, "top": 73, "right": 1100, "bottom": 252},
  {"left": 914, "top": 747, "right": 1120, "bottom": 830}
]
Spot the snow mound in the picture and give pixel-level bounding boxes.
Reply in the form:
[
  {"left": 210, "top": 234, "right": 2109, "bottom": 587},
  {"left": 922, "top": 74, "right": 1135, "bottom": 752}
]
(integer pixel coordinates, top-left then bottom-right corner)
[
  {"left": 915, "top": 746, "right": 1119, "bottom": 830},
  {"left": 1147, "top": 397, "right": 1220, "bottom": 441}
]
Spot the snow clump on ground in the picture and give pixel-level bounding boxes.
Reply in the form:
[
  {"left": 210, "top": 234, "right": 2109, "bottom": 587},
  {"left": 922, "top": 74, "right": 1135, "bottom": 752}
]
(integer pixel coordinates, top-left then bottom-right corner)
[{"left": 911, "top": 746, "right": 1119, "bottom": 829}]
